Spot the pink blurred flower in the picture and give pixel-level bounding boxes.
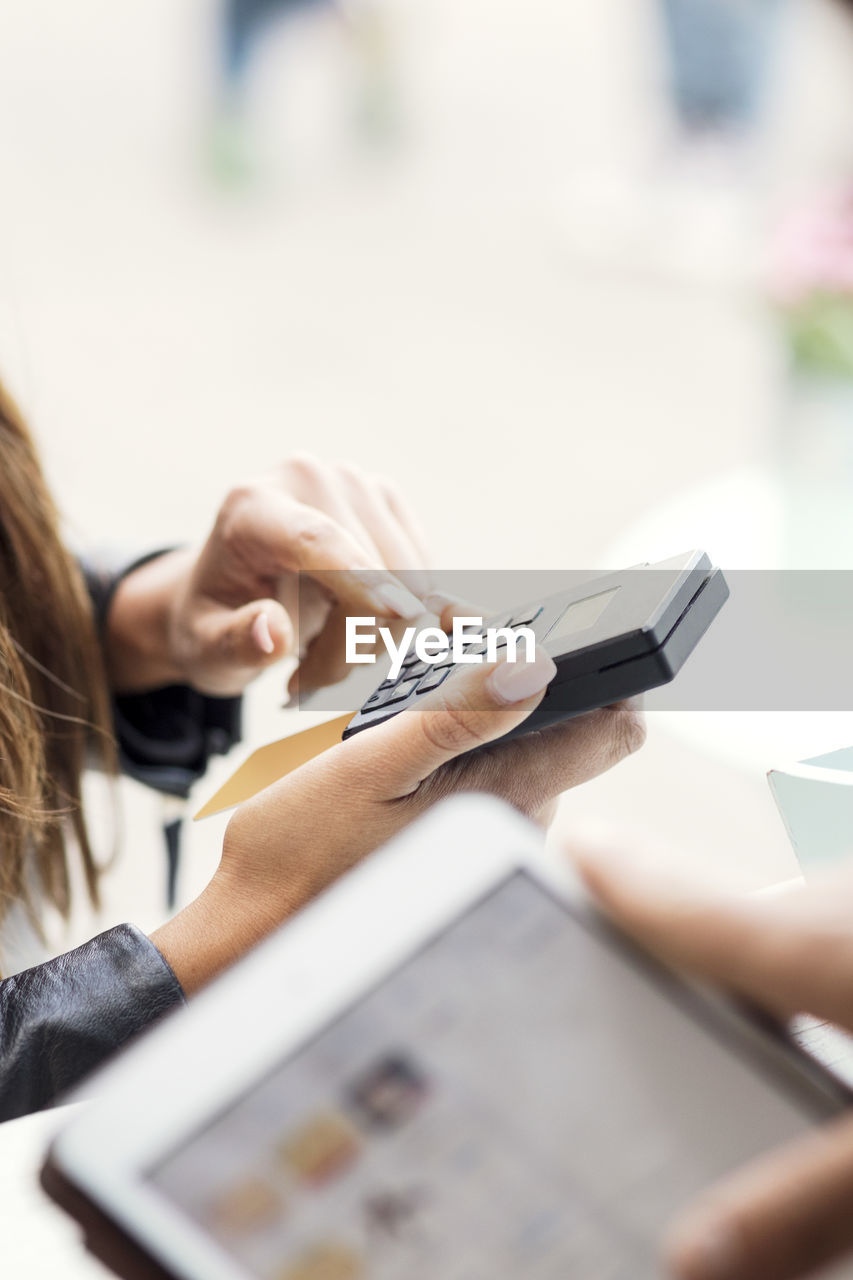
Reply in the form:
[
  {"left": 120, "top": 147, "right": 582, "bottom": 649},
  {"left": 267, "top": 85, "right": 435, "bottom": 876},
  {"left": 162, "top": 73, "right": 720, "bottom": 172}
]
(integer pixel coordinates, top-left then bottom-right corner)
[{"left": 770, "top": 189, "right": 853, "bottom": 306}]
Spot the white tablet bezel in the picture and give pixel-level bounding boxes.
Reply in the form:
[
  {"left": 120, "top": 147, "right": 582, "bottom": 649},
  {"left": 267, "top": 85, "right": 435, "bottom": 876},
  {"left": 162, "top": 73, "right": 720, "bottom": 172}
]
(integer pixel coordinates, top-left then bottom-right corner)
[{"left": 47, "top": 795, "right": 849, "bottom": 1280}]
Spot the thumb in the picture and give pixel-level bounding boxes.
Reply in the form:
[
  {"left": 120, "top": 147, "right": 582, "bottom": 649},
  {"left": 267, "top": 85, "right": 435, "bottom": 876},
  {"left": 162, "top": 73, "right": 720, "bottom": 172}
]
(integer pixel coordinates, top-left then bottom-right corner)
[
  {"left": 573, "top": 847, "right": 853, "bottom": 1032},
  {"left": 344, "top": 646, "right": 558, "bottom": 797},
  {"left": 665, "top": 1110, "right": 853, "bottom": 1280},
  {"left": 196, "top": 598, "right": 295, "bottom": 675}
]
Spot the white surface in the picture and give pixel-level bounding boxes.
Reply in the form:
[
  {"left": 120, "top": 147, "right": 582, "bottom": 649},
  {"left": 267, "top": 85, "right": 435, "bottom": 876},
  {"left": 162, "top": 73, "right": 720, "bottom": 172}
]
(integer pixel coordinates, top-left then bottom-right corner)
[{"left": 0, "top": 1106, "right": 107, "bottom": 1279}]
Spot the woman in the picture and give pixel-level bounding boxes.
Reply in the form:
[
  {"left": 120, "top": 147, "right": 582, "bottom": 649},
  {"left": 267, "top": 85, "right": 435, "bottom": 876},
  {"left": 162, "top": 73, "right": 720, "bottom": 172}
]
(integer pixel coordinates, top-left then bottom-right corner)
[{"left": 0, "top": 379, "right": 644, "bottom": 1121}]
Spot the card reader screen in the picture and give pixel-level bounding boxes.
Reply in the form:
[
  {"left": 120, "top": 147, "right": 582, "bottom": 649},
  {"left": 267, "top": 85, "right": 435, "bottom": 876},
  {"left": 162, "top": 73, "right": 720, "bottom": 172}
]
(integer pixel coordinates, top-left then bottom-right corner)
[
  {"left": 548, "top": 586, "right": 619, "bottom": 644},
  {"left": 147, "top": 875, "right": 824, "bottom": 1280}
]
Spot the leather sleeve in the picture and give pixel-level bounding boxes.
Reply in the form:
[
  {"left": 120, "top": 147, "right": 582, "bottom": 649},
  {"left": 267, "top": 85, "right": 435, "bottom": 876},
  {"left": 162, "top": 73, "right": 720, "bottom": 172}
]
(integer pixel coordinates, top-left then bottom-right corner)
[{"left": 0, "top": 925, "right": 184, "bottom": 1122}]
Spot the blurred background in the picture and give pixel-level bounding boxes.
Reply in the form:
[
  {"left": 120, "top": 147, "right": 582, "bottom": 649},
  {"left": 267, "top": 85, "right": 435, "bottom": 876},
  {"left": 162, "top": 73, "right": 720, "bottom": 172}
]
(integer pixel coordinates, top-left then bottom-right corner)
[{"left": 2, "top": 0, "right": 853, "bottom": 958}]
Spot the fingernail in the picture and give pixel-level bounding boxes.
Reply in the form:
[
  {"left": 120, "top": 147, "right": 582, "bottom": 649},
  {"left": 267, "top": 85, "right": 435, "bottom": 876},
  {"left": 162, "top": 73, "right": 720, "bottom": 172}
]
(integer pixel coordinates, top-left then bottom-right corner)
[
  {"left": 252, "top": 611, "right": 275, "bottom": 655},
  {"left": 424, "top": 591, "right": 471, "bottom": 615},
  {"left": 667, "top": 1219, "right": 742, "bottom": 1280},
  {"left": 375, "top": 582, "right": 425, "bottom": 620},
  {"left": 487, "top": 651, "right": 557, "bottom": 704}
]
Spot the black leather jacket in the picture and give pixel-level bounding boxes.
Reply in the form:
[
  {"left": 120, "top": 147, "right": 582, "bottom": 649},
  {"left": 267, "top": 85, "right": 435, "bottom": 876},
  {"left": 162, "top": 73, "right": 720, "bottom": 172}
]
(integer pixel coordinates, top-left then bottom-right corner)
[{"left": 0, "top": 553, "right": 241, "bottom": 1122}]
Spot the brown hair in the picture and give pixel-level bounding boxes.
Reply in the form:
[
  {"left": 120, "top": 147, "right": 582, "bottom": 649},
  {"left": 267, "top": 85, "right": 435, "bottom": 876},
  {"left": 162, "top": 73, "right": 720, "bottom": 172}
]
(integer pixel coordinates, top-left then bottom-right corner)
[{"left": 0, "top": 380, "right": 115, "bottom": 929}]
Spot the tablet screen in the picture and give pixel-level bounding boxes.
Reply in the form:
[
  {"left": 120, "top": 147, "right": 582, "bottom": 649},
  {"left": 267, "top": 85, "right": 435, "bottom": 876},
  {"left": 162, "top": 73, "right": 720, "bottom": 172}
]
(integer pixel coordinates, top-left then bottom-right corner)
[{"left": 146, "top": 874, "right": 825, "bottom": 1280}]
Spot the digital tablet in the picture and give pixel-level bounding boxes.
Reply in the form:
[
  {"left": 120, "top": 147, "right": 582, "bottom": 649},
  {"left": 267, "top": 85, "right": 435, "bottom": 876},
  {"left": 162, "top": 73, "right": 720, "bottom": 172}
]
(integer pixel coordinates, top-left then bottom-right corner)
[{"left": 44, "top": 797, "right": 853, "bottom": 1280}]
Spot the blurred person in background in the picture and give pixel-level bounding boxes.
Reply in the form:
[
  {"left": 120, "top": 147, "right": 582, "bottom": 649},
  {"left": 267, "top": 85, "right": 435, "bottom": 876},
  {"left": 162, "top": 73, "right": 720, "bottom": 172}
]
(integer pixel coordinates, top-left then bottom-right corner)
[
  {"left": 562, "top": 0, "right": 793, "bottom": 281},
  {"left": 209, "top": 0, "right": 397, "bottom": 183},
  {"left": 0, "top": 379, "right": 643, "bottom": 1122},
  {"left": 657, "top": 0, "right": 788, "bottom": 149}
]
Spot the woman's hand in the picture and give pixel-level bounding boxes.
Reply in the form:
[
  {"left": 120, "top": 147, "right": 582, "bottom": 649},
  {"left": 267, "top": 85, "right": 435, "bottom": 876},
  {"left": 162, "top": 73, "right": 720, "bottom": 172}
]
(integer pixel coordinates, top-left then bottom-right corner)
[
  {"left": 152, "top": 650, "right": 644, "bottom": 994},
  {"left": 106, "top": 456, "right": 434, "bottom": 697},
  {"left": 573, "top": 846, "right": 853, "bottom": 1280}
]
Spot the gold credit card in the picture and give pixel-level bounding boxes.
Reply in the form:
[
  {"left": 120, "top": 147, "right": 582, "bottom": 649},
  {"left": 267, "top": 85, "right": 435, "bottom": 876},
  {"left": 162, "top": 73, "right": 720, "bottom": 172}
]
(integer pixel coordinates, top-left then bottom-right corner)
[{"left": 194, "top": 714, "right": 353, "bottom": 819}]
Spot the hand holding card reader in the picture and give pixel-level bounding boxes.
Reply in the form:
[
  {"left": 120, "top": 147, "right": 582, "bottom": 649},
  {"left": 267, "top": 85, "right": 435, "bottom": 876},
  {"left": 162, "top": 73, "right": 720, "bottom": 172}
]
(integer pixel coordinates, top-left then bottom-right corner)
[{"left": 343, "top": 550, "right": 729, "bottom": 743}]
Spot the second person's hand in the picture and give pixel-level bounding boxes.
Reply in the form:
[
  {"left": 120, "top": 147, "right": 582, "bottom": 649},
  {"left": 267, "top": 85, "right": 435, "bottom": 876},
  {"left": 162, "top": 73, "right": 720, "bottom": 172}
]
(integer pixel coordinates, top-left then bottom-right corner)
[{"left": 574, "top": 845, "right": 853, "bottom": 1280}]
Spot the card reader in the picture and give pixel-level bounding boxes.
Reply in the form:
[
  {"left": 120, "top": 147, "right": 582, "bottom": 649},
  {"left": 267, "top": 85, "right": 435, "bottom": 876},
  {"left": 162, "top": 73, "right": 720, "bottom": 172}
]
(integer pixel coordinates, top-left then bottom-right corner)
[{"left": 342, "top": 551, "right": 729, "bottom": 744}]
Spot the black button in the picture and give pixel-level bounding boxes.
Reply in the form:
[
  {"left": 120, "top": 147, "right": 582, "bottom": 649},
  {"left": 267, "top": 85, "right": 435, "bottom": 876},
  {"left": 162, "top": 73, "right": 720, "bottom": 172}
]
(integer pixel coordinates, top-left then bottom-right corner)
[
  {"left": 384, "top": 675, "right": 424, "bottom": 704},
  {"left": 365, "top": 679, "right": 413, "bottom": 708},
  {"left": 418, "top": 666, "right": 452, "bottom": 693},
  {"left": 508, "top": 607, "right": 543, "bottom": 628}
]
